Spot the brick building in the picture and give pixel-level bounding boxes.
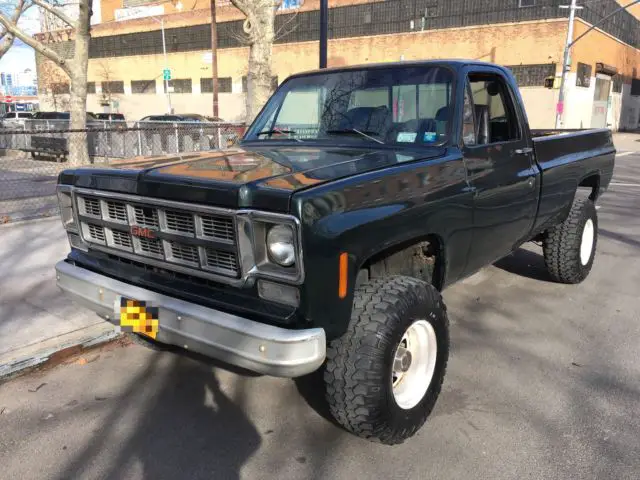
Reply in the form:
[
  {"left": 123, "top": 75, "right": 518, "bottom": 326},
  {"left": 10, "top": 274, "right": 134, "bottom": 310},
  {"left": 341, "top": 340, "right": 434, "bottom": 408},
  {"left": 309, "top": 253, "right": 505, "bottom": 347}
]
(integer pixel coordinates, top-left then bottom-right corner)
[{"left": 36, "top": 0, "right": 640, "bottom": 130}]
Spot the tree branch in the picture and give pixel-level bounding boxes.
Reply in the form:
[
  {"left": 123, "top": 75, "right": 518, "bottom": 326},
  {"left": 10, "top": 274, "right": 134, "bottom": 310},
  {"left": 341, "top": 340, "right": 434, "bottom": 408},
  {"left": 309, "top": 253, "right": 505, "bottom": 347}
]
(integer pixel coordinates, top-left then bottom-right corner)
[
  {"left": 230, "top": 0, "right": 250, "bottom": 18},
  {"left": 32, "top": 0, "right": 78, "bottom": 29},
  {"left": 275, "top": 10, "right": 299, "bottom": 41},
  {"left": 0, "top": 0, "right": 29, "bottom": 57},
  {"left": 0, "top": 12, "right": 71, "bottom": 75}
]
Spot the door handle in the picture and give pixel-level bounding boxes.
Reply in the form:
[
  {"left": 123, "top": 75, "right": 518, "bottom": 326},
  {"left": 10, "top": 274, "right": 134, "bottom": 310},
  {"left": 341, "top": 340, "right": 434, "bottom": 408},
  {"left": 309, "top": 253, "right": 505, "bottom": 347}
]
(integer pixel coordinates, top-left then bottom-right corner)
[{"left": 515, "top": 147, "right": 533, "bottom": 155}]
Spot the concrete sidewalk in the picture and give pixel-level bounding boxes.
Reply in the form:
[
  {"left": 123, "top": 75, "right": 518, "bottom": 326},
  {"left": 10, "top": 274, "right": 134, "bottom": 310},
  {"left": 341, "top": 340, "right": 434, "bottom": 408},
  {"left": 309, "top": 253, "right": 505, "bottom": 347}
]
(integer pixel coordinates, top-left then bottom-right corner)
[
  {"left": 0, "top": 217, "right": 117, "bottom": 378},
  {"left": 613, "top": 132, "right": 640, "bottom": 153}
]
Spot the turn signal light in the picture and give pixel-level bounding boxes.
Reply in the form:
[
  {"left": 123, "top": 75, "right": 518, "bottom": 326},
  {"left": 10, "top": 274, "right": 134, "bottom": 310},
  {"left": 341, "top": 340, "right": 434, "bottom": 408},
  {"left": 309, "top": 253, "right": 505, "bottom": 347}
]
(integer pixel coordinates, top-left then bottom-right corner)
[{"left": 338, "top": 252, "right": 348, "bottom": 299}]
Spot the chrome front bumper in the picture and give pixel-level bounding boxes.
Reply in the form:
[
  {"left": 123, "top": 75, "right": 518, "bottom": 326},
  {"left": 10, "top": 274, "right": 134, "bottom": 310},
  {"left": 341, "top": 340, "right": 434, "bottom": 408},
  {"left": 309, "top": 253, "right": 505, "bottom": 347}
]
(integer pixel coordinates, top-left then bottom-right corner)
[{"left": 55, "top": 261, "right": 326, "bottom": 377}]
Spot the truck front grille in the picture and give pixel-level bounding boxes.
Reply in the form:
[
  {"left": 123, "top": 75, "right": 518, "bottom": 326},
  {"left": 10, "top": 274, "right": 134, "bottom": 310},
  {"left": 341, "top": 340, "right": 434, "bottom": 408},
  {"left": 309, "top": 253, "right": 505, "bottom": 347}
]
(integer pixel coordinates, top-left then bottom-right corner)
[
  {"left": 111, "top": 229, "right": 133, "bottom": 250},
  {"left": 106, "top": 201, "right": 128, "bottom": 223},
  {"left": 75, "top": 192, "right": 239, "bottom": 280},
  {"left": 86, "top": 223, "right": 105, "bottom": 243},
  {"left": 165, "top": 210, "right": 195, "bottom": 235}
]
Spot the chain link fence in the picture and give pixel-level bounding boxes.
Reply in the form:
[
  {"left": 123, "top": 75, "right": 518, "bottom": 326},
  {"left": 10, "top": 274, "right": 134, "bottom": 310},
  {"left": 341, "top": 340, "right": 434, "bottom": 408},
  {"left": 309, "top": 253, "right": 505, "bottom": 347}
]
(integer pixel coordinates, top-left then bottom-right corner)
[{"left": 0, "top": 120, "right": 246, "bottom": 223}]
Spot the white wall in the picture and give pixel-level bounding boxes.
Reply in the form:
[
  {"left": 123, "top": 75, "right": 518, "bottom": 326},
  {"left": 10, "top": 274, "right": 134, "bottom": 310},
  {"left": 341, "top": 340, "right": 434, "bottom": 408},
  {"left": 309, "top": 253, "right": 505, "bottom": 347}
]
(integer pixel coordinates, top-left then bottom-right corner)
[
  {"left": 519, "top": 87, "right": 558, "bottom": 129},
  {"left": 563, "top": 72, "right": 597, "bottom": 129}
]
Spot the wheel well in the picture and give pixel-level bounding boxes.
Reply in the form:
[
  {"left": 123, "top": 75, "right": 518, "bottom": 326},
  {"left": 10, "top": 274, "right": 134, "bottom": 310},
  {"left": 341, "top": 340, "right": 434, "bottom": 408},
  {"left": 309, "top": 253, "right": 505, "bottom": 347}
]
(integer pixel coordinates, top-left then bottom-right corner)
[
  {"left": 358, "top": 235, "right": 445, "bottom": 291},
  {"left": 579, "top": 174, "right": 600, "bottom": 201}
]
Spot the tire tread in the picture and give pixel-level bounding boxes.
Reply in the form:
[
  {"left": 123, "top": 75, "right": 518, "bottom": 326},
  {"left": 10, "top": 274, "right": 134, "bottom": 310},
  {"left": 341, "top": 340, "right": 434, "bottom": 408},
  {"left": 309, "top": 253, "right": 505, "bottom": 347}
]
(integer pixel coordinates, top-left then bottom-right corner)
[
  {"left": 324, "top": 276, "right": 449, "bottom": 445},
  {"left": 543, "top": 197, "right": 597, "bottom": 284}
]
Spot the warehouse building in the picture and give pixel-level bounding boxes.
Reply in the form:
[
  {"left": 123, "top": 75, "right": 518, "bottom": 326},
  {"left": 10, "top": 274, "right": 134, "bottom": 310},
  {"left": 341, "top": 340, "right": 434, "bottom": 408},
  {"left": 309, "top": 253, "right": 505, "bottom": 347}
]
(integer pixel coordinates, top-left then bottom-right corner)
[{"left": 36, "top": 0, "right": 640, "bottom": 130}]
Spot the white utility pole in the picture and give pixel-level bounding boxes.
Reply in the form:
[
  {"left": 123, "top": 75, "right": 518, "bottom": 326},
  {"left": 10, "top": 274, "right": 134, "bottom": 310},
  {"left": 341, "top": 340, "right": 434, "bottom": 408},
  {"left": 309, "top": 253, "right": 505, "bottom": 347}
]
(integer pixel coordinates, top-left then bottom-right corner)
[
  {"left": 160, "top": 19, "right": 172, "bottom": 114},
  {"left": 556, "top": 0, "right": 582, "bottom": 129}
]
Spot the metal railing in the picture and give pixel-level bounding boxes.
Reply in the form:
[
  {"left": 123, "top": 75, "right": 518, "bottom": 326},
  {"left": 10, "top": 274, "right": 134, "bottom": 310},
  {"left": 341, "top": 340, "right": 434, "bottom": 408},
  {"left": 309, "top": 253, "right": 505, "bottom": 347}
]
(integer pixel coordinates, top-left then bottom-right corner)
[{"left": 0, "top": 120, "right": 246, "bottom": 222}]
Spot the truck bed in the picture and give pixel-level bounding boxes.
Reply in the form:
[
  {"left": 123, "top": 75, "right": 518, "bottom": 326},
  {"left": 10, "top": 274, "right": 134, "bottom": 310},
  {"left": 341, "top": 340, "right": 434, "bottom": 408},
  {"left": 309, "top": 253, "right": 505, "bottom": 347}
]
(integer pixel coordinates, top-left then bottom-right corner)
[{"left": 531, "top": 128, "right": 615, "bottom": 234}]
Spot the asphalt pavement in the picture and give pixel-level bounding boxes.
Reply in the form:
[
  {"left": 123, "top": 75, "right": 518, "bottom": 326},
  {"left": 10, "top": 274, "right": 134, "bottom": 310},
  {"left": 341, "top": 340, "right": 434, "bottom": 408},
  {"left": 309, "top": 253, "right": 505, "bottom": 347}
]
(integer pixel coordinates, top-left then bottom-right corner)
[{"left": 0, "top": 147, "right": 639, "bottom": 480}]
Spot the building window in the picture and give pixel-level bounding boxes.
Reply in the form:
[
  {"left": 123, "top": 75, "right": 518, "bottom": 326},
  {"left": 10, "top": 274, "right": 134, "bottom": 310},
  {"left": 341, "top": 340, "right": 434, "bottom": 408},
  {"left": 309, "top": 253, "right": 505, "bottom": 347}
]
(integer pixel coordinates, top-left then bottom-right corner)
[
  {"left": 612, "top": 75, "right": 623, "bottom": 94},
  {"left": 131, "top": 80, "right": 157, "bottom": 94},
  {"left": 165, "top": 79, "right": 192, "bottom": 94},
  {"left": 576, "top": 63, "right": 592, "bottom": 88},
  {"left": 102, "top": 81, "right": 124, "bottom": 94},
  {"left": 631, "top": 78, "right": 640, "bottom": 96},
  {"left": 519, "top": 0, "right": 536, "bottom": 6},
  {"left": 200, "top": 77, "right": 232, "bottom": 93},
  {"left": 506, "top": 64, "right": 556, "bottom": 87},
  {"left": 87, "top": 82, "right": 96, "bottom": 94}
]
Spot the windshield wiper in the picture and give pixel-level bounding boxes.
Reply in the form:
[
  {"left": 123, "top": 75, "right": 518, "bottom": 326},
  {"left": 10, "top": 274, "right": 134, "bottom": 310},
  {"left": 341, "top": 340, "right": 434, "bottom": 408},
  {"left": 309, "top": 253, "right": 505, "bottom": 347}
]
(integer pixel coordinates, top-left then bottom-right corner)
[
  {"left": 325, "top": 128, "right": 385, "bottom": 145},
  {"left": 256, "top": 128, "right": 302, "bottom": 142}
]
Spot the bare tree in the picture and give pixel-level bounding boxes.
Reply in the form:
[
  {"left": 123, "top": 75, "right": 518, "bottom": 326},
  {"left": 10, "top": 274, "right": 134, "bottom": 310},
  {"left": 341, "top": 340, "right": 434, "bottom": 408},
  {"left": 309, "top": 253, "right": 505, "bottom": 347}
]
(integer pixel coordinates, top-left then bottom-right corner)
[
  {"left": 97, "top": 59, "right": 116, "bottom": 108},
  {"left": 229, "top": 0, "right": 281, "bottom": 124},
  {"left": 0, "top": 0, "right": 29, "bottom": 59},
  {"left": 40, "top": 59, "right": 70, "bottom": 110},
  {"left": 0, "top": 0, "right": 92, "bottom": 165}
]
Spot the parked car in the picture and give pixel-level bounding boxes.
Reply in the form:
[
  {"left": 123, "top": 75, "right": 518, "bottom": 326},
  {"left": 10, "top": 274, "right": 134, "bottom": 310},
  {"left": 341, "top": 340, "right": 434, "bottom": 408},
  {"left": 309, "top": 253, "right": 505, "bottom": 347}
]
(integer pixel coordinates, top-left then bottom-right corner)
[
  {"left": 0, "top": 111, "right": 33, "bottom": 128},
  {"left": 27, "top": 112, "right": 98, "bottom": 159},
  {"left": 54, "top": 60, "right": 615, "bottom": 444},
  {"left": 31, "top": 111, "right": 97, "bottom": 122},
  {"left": 138, "top": 113, "right": 243, "bottom": 151},
  {"left": 95, "top": 112, "right": 126, "bottom": 122}
]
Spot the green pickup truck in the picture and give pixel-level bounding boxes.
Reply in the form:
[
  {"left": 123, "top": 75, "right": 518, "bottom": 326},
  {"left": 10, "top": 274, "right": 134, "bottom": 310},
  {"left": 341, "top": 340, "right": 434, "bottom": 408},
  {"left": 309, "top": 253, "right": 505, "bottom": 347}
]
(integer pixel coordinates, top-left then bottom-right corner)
[{"left": 54, "top": 60, "right": 615, "bottom": 444}]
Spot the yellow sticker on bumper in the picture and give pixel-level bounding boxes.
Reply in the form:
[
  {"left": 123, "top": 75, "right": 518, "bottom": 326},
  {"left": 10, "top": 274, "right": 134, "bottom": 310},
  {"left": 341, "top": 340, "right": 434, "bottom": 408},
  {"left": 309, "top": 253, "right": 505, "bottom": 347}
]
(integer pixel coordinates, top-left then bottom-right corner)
[{"left": 119, "top": 298, "right": 159, "bottom": 339}]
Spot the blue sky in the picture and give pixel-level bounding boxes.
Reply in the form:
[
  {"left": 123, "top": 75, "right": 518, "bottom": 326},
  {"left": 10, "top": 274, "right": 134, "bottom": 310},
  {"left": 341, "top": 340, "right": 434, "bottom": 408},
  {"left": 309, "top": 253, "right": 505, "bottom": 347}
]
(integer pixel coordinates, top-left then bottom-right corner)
[
  {"left": 0, "top": 40, "right": 35, "bottom": 73},
  {"left": 0, "top": 4, "right": 39, "bottom": 74}
]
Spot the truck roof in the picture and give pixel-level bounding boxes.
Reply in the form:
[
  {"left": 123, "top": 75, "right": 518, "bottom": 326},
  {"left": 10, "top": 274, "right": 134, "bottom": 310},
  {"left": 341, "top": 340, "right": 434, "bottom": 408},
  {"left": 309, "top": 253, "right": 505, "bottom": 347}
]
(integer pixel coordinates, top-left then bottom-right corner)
[{"left": 286, "top": 59, "right": 509, "bottom": 80}]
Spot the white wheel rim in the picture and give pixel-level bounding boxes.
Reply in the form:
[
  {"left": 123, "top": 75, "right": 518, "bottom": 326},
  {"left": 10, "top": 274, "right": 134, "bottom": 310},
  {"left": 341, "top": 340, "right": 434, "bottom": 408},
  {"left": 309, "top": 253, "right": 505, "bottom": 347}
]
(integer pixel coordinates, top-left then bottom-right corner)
[
  {"left": 580, "top": 219, "right": 595, "bottom": 266},
  {"left": 392, "top": 320, "right": 438, "bottom": 410}
]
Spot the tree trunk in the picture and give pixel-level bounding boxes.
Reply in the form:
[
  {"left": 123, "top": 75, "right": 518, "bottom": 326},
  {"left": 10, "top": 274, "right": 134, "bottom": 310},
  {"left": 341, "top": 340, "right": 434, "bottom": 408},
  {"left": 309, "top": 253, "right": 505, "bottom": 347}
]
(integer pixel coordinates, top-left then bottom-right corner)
[
  {"left": 67, "top": 0, "right": 91, "bottom": 166},
  {"left": 244, "top": 7, "right": 275, "bottom": 125}
]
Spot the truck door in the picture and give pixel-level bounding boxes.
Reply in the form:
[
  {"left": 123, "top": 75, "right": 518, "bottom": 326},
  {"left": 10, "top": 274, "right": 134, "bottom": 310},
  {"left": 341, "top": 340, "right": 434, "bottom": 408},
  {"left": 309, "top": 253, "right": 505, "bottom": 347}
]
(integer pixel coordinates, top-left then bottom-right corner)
[{"left": 461, "top": 68, "right": 539, "bottom": 272}]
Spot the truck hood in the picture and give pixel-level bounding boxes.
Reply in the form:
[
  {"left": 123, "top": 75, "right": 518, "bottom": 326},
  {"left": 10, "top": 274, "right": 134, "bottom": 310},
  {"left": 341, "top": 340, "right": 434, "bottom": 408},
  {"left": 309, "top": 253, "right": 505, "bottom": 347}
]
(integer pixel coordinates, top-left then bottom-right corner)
[{"left": 59, "top": 144, "right": 446, "bottom": 212}]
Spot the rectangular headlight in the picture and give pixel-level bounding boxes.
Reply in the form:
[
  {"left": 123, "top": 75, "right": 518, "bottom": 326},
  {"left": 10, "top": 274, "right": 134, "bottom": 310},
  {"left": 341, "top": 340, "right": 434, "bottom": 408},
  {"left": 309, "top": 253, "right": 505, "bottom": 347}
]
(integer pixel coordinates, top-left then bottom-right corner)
[
  {"left": 56, "top": 187, "right": 77, "bottom": 233},
  {"left": 236, "top": 211, "right": 304, "bottom": 284}
]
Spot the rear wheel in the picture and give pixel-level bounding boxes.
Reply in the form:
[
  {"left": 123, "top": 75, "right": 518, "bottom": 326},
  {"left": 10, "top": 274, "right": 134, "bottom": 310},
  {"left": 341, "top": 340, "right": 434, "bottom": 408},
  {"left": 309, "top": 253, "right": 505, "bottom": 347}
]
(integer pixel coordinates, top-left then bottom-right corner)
[
  {"left": 324, "top": 276, "right": 449, "bottom": 445},
  {"left": 543, "top": 197, "right": 598, "bottom": 284}
]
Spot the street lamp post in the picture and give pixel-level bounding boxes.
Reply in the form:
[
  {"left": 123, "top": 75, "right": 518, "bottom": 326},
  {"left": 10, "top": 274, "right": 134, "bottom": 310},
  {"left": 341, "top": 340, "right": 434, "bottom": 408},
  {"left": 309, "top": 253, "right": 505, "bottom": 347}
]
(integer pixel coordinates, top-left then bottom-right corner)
[
  {"left": 210, "top": 0, "right": 219, "bottom": 118},
  {"left": 159, "top": 18, "right": 172, "bottom": 114},
  {"left": 556, "top": 0, "right": 581, "bottom": 129},
  {"left": 151, "top": 2, "right": 184, "bottom": 114},
  {"left": 319, "top": 0, "right": 328, "bottom": 68}
]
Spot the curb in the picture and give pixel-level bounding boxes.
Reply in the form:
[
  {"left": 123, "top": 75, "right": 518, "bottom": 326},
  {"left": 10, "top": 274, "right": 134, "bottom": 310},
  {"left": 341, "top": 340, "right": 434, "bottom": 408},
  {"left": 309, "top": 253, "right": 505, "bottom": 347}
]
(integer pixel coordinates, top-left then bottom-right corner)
[
  {"left": 0, "top": 323, "right": 121, "bottom": 381},
  {"left": 0, "top": 213, "right": 60, "bottom": 228}
]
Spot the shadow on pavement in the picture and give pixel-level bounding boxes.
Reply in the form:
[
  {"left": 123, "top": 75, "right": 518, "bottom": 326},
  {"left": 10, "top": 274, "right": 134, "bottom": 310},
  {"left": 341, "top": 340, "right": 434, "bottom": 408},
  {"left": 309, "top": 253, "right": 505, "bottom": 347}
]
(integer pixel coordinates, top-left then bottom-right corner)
[
  {"left": 492, "top": 246, "right": 552, "bottom": 282},
  {"left": 599, "top": 228, "right": 640, "bottom": 250},
  {"left": 56, "top": 352, "right": 261, "bottom": 480}
]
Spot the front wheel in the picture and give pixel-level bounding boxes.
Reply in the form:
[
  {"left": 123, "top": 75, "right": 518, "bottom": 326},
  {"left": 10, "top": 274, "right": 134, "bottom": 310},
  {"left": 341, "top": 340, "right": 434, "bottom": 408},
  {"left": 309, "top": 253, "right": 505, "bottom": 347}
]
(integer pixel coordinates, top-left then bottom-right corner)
[
  {"left": 324, "top": 276, "right": 449, "bottom": 445},
  {"left": 543, "top": 197, "right": 598, "bottom": 284}
]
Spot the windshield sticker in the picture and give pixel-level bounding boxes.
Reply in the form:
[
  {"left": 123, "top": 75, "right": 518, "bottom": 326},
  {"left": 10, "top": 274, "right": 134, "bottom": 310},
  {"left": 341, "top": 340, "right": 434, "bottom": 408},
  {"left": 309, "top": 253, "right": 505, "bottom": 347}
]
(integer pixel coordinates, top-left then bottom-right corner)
[
  {"left": 423, "top": 132, "right": 437, "bottom": 143},
  {"left": 395, "top": 154, "right": 415, "bottom": 163},
  {"left": 396, "top": 132, "right": 417, "bottom": 143}
]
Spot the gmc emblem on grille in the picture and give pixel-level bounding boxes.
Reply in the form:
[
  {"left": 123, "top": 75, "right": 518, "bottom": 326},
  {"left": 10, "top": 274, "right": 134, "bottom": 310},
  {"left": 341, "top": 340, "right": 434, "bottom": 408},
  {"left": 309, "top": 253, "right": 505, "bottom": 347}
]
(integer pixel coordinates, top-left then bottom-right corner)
[{"left": 130, "top": 226, "right": 157, "bottom": 239}]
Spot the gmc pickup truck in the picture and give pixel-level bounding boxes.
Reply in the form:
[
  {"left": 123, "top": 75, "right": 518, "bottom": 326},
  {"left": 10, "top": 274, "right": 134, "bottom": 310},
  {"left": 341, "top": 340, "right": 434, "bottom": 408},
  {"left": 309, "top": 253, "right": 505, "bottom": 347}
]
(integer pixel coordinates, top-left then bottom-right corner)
[{"left": 54, "top": 60, "right": 615, "bottom": 445}]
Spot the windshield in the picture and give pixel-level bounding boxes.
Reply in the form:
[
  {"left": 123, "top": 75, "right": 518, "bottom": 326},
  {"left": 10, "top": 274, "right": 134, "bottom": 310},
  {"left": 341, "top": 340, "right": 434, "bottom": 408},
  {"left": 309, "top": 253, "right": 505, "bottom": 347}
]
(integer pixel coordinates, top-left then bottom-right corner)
[{"left": 245, "top": 65, "right": 454, "bottom": 146}]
